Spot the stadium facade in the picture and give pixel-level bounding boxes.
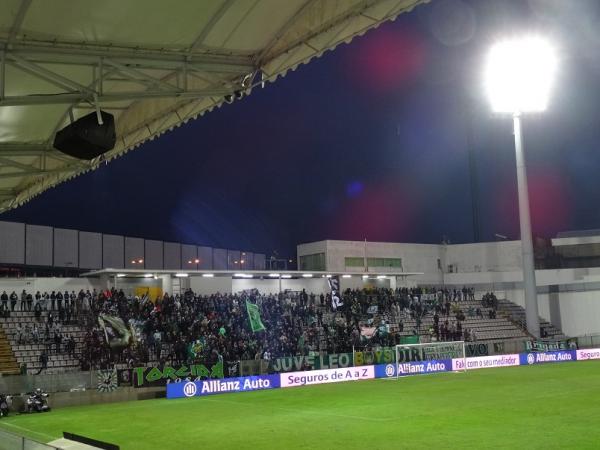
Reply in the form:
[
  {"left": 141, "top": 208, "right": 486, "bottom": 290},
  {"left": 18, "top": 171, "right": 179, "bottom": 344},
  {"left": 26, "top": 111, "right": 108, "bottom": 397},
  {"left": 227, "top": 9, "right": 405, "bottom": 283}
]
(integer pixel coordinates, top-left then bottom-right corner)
[
  {"left": 1, "top": 219, "right": 600, "bottom": 337},
  {"left": 297, "top": 234, "right": 600, "bottom": 337}
]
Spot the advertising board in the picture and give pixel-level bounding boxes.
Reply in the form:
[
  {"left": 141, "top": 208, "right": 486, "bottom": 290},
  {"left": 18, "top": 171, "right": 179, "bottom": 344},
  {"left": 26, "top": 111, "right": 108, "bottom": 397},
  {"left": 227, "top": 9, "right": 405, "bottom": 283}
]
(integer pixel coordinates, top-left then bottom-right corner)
[
  {"left": 166, "top": 374, "right": 280, "bottom": 398},
  {"left": 375, "top": 360, "right": 452, "bottom": 378},
  {"left": 451, "top": 354, "right": 520, "bottom": 371},
  {"left": 280, "top": 366, "right": 374, "bottom": 388},
  {"left": 519, "top": 350, "right": 576, "bottom": 365},
  {"left": 575, "top": 348, "right": 600, "bottom": 361}
]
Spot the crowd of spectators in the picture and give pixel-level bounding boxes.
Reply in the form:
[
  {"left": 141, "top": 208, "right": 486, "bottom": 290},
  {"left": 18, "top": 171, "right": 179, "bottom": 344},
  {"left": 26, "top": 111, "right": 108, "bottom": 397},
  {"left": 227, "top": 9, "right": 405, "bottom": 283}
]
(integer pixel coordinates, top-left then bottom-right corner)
[{"left": 2, "top": 285, "right": 494, "bottom": 372}]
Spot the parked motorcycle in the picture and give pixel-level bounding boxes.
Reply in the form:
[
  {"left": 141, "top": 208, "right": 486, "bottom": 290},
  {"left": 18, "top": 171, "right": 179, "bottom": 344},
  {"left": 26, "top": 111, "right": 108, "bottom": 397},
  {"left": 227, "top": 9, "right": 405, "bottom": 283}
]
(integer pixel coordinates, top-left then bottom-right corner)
[
  {"left": 25, "top": 389, "right": 50, "bottom": 413},
  {"left": 0, "top": 394, "right": 12, "bottom": 417}
]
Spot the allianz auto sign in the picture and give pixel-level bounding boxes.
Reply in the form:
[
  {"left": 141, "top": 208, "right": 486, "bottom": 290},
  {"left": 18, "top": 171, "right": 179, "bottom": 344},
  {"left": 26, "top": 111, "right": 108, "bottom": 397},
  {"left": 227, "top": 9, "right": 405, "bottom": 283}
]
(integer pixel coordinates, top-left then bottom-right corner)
[
  {"left": 167, "top": 374, "right": 280, "bottom": 398},
  {"left": 519, "top": 350, "right": 576, "bottom": 365}
]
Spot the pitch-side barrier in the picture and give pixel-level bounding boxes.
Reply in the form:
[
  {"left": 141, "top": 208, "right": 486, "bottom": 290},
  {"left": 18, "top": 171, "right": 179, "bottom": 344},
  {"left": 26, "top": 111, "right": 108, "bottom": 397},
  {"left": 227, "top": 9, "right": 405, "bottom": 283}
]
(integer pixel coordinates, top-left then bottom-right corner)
[{"left": 166, "top": 348, "right": 600, "bottom": 398}]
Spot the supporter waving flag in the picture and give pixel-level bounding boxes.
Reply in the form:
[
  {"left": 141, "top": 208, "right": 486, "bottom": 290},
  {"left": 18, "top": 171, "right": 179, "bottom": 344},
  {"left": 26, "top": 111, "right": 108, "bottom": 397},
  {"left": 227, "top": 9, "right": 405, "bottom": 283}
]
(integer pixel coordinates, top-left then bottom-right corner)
[
  {"left": 98, "top": 314, "right": 133, "bottom": 348},
  {"left": 328, "top": 276, "right": 343, "bottom": 310},
  {"left": 246, "top": 300, "right": 266, "bottom": 332}
]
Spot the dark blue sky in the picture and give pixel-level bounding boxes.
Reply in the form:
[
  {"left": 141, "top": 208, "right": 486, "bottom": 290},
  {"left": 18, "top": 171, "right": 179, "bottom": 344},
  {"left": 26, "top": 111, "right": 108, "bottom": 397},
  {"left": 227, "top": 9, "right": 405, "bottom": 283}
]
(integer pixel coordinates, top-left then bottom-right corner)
[{"left": 4, "top": 0, "right": 600, "bottom": 258}]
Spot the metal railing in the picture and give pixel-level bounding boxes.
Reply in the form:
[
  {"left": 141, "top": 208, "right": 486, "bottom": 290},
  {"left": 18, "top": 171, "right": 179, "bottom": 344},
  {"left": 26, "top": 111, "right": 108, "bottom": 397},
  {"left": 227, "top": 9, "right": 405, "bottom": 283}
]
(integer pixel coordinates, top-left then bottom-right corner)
[
  {"left": 577, "top": 334, "right": 600, "bottom": 349},
  {"left": 0, "top": 428, "right": 60, "bottom": 450}
]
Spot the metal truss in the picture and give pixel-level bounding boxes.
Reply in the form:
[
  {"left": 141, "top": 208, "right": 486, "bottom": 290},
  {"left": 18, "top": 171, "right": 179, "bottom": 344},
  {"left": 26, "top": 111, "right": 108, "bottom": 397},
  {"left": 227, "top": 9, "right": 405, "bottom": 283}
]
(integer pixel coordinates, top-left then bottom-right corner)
[{"left": 0, "top": 41, "right": 257, "bottom": 107}]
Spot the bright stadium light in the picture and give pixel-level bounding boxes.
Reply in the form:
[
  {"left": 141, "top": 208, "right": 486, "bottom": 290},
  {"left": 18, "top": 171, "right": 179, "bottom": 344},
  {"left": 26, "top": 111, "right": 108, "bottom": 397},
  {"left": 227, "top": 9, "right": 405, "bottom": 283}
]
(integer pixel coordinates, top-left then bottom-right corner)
[
  {"left": 269, "top": 273, "right": 280, "bottom": 277},
  {"left": 484, "top": 37, "right": 557, "bottom": 113},
  {"left": 281, "top": 274, "right": 292, "bottom": 279},
  {"left": 143, "top": 274, "right": 153, "bottom": 278},
  {"left": 202, "top": 273, "right": 214, "bottom": 278},
  {"left": 484, "top": 36, "right": 557, "bottom": 338},
  {"left": 342, "top": 274, "right": 352, "bottom": 278},
  {"left": 116, "top": 273, "right": 126, "bottom": 278},
  {"left": 302, "top": 274, "right": 313, "bottom": 278},
  {"left": 175, "top": 273, "right": 188, "bottom": 277}
]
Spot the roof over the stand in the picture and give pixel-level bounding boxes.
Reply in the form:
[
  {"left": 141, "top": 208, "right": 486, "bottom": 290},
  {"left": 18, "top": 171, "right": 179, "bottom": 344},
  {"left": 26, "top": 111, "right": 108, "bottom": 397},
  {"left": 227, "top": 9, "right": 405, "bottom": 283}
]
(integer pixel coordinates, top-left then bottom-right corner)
[
  {"left": 82, "top": 269, "right": 424, "bottom": 278},
  {"left": 0, "top": 0, "right": 426, "bottom": 212}
]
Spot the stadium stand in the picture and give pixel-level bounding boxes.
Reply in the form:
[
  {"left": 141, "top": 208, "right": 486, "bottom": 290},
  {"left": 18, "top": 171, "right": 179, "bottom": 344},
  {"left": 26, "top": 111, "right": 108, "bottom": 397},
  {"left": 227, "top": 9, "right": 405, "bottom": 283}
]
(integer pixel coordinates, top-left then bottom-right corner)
[
  {"left": 497, "top": 299, "right": 566, "bottom": 341},
  {"left": 0, "top": 310, "right": 83, "bottom": 375},
  {"left": 0, "top": 287, "right": 564, "bottom": 375}
]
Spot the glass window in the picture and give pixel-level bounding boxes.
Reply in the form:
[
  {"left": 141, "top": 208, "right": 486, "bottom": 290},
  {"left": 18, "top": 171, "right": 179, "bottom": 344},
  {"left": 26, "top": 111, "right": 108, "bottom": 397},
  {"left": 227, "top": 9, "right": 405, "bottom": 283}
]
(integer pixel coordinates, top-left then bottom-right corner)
[
  {"left": 299, "top": 253, "right": 325, "bottom": 271},
  {"left": 344, "top": 257, "right": 364, "bottom": 267},
  {"left": 367, "top": 257, "right": 402, "bottom": 268}
]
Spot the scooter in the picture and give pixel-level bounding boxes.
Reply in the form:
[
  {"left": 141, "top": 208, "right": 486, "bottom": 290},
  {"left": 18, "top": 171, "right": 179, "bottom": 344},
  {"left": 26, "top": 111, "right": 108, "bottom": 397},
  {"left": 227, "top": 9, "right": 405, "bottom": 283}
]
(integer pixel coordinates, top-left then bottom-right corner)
[{"left": 25, "top": 389, "right": 50, "bottom": 413}]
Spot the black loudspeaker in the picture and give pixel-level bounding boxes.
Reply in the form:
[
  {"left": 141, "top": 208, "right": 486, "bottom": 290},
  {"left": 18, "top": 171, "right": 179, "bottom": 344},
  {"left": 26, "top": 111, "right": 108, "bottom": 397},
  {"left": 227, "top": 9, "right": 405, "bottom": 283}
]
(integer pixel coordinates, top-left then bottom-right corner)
[{"left": 53, "top": 111, "right": 116, "bottom": 160}]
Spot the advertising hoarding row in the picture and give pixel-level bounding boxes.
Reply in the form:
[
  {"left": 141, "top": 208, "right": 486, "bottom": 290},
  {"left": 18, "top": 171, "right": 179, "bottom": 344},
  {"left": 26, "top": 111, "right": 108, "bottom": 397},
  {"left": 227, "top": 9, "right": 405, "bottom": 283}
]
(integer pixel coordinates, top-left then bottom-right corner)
[{"left": 165, "top": 348, "right": 600, "bottom": 399}]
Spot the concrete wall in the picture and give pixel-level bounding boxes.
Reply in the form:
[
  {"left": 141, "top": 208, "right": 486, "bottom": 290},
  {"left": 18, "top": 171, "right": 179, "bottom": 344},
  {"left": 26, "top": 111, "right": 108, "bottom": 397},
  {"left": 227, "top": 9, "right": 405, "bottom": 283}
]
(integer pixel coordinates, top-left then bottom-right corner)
[
  {"left": 0, "top": 220, "right": 266, "bottom": 273},
  {"left": 232, "top": 277, "right": 329, "bottom": 295},
  {"left": 298, "top": 240, "right": 444, "bottom": 284},
  {"left": 445, "top": 241, "right": 522, "bottom": 273},
  {"left": 0, "top": 277, "right": 102, "bottom": 294}
]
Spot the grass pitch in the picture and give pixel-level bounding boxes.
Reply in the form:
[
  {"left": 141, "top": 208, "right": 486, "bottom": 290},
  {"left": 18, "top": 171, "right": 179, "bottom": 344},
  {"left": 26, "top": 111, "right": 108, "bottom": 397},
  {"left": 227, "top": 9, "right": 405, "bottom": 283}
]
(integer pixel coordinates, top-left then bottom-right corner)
[{"left": 1, "top": 361, "right": 599, "bottom": 449}]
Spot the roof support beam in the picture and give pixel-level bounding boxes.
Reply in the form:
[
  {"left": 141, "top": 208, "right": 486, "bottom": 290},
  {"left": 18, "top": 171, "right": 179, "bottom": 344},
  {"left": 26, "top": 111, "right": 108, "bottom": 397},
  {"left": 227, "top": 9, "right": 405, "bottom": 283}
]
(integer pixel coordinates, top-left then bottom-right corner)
[
  {"left": 255, "top": 0, "right": 316, "bottom": 65},
  {"left": 7, "top": 0, "right": 32, "bottom": 45},
  {"left": 103, "top": 59, "right": 181, "bottom": 92},
  {"left": 2, "top": 41, "right": 254, "bottom": 74},
  {"left": 0, "top": 87, "right": 231, "bottom": 106},
  {"left": 189, "top": 0, "right": 236, "bottom": 52},
  {"left": 0, "top": 156, "right": 40, "bottom": 171},
  {"left": 264, "top": 0, "right": 382, "bottom": 68},
  {"left": 9, "top": 54, "right": 95, "bottom": 94},
  {"left": 0, "top": 164, "right": 82, "bottom": 179},
  {"left": 0, "top": 50, "right": 4, "bottom": 99},
  {"left": 0, "top": 144, "right": 54, "bottom": 157}
]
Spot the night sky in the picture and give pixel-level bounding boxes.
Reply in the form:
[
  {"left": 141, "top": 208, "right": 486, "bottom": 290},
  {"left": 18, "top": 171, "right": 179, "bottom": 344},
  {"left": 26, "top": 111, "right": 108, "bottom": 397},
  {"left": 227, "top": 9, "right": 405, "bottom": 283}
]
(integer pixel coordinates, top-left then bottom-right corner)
[{"left": 4, "top": 0, "right": 600, "bottom": 259}]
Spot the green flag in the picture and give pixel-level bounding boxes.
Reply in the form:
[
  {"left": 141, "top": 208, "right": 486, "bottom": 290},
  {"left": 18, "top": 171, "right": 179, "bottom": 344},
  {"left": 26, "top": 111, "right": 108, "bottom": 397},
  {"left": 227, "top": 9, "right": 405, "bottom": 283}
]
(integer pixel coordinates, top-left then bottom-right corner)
[{"left": 246, "top": 300, "right": 266, "bottom": 332}]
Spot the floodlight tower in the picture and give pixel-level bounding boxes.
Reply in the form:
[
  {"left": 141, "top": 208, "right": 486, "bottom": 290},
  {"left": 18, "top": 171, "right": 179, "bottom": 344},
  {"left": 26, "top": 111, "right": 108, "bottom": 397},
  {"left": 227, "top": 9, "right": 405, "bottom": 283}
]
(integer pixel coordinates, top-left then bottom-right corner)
[{"left": 484, "top": 37, "right": 557, "bottom": 338}]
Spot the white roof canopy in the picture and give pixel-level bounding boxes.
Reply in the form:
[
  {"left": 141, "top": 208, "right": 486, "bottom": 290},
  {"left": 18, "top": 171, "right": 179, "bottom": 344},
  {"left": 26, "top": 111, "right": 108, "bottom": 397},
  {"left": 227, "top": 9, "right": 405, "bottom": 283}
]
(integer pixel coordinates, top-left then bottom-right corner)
[{"left": 0, "top": 0, "right": 425, "bottom": 212}]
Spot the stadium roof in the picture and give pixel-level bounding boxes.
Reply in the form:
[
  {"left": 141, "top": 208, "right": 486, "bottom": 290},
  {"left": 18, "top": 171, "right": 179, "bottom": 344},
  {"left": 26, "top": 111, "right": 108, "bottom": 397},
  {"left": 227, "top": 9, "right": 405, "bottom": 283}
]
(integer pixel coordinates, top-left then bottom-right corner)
[
  {"left": 83, "top": 269, "right": 423, "bottom": 278},
  {"left": 0, "top": 0, "right": 426, "bottom": 213}
]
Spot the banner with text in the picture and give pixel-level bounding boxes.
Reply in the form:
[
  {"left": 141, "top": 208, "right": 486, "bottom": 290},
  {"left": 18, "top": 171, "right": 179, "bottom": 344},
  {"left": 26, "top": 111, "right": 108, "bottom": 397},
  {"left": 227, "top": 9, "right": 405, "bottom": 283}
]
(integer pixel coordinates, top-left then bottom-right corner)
[
  {"left": 167, "top": 374, "right": 280, "bottom": 398},
  {"left": 270, "top": 353, "right": 354, "bottom": 373},
  {"left": 280, "top": 366, "right": 374, "bottom": 388},
  {"left": 375, "top": 360, "right": 452, "bottom": 378},
  {"left": 130, "top": 362, "right": 224, "bottom": 387},
  {"left": 452, "top": 354, "right": 520, "bottom": 371},
  {"left": 576, "top": 348, "right": 600, "bottom": 361},
  {"left": 519, "top": 350, "right": 577, "bottom": 366}
]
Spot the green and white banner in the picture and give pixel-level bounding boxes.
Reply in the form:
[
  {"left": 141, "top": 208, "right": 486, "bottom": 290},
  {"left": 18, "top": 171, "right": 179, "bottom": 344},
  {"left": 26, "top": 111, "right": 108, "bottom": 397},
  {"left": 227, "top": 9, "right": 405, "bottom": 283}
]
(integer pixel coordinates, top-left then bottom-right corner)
[{"left": 246, "top": 300, "right": 266, "bottom": 332}]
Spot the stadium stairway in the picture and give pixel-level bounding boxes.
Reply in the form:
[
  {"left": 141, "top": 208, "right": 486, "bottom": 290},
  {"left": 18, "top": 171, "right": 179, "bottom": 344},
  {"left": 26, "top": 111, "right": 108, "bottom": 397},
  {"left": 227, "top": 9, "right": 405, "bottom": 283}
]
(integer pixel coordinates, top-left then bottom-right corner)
[
  {"left": 497, "top": 299, "right": 567, "bottom": 340},
  {"left": 0, "top": 327, "right": 20, "bottom": 375}
]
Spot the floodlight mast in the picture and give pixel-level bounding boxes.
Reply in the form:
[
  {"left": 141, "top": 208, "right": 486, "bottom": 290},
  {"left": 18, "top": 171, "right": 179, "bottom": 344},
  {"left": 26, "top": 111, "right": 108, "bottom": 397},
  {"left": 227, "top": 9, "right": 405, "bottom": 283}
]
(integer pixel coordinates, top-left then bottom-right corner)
[{"left": 485, "top": 37, "right": 557, "bottom": 338}]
